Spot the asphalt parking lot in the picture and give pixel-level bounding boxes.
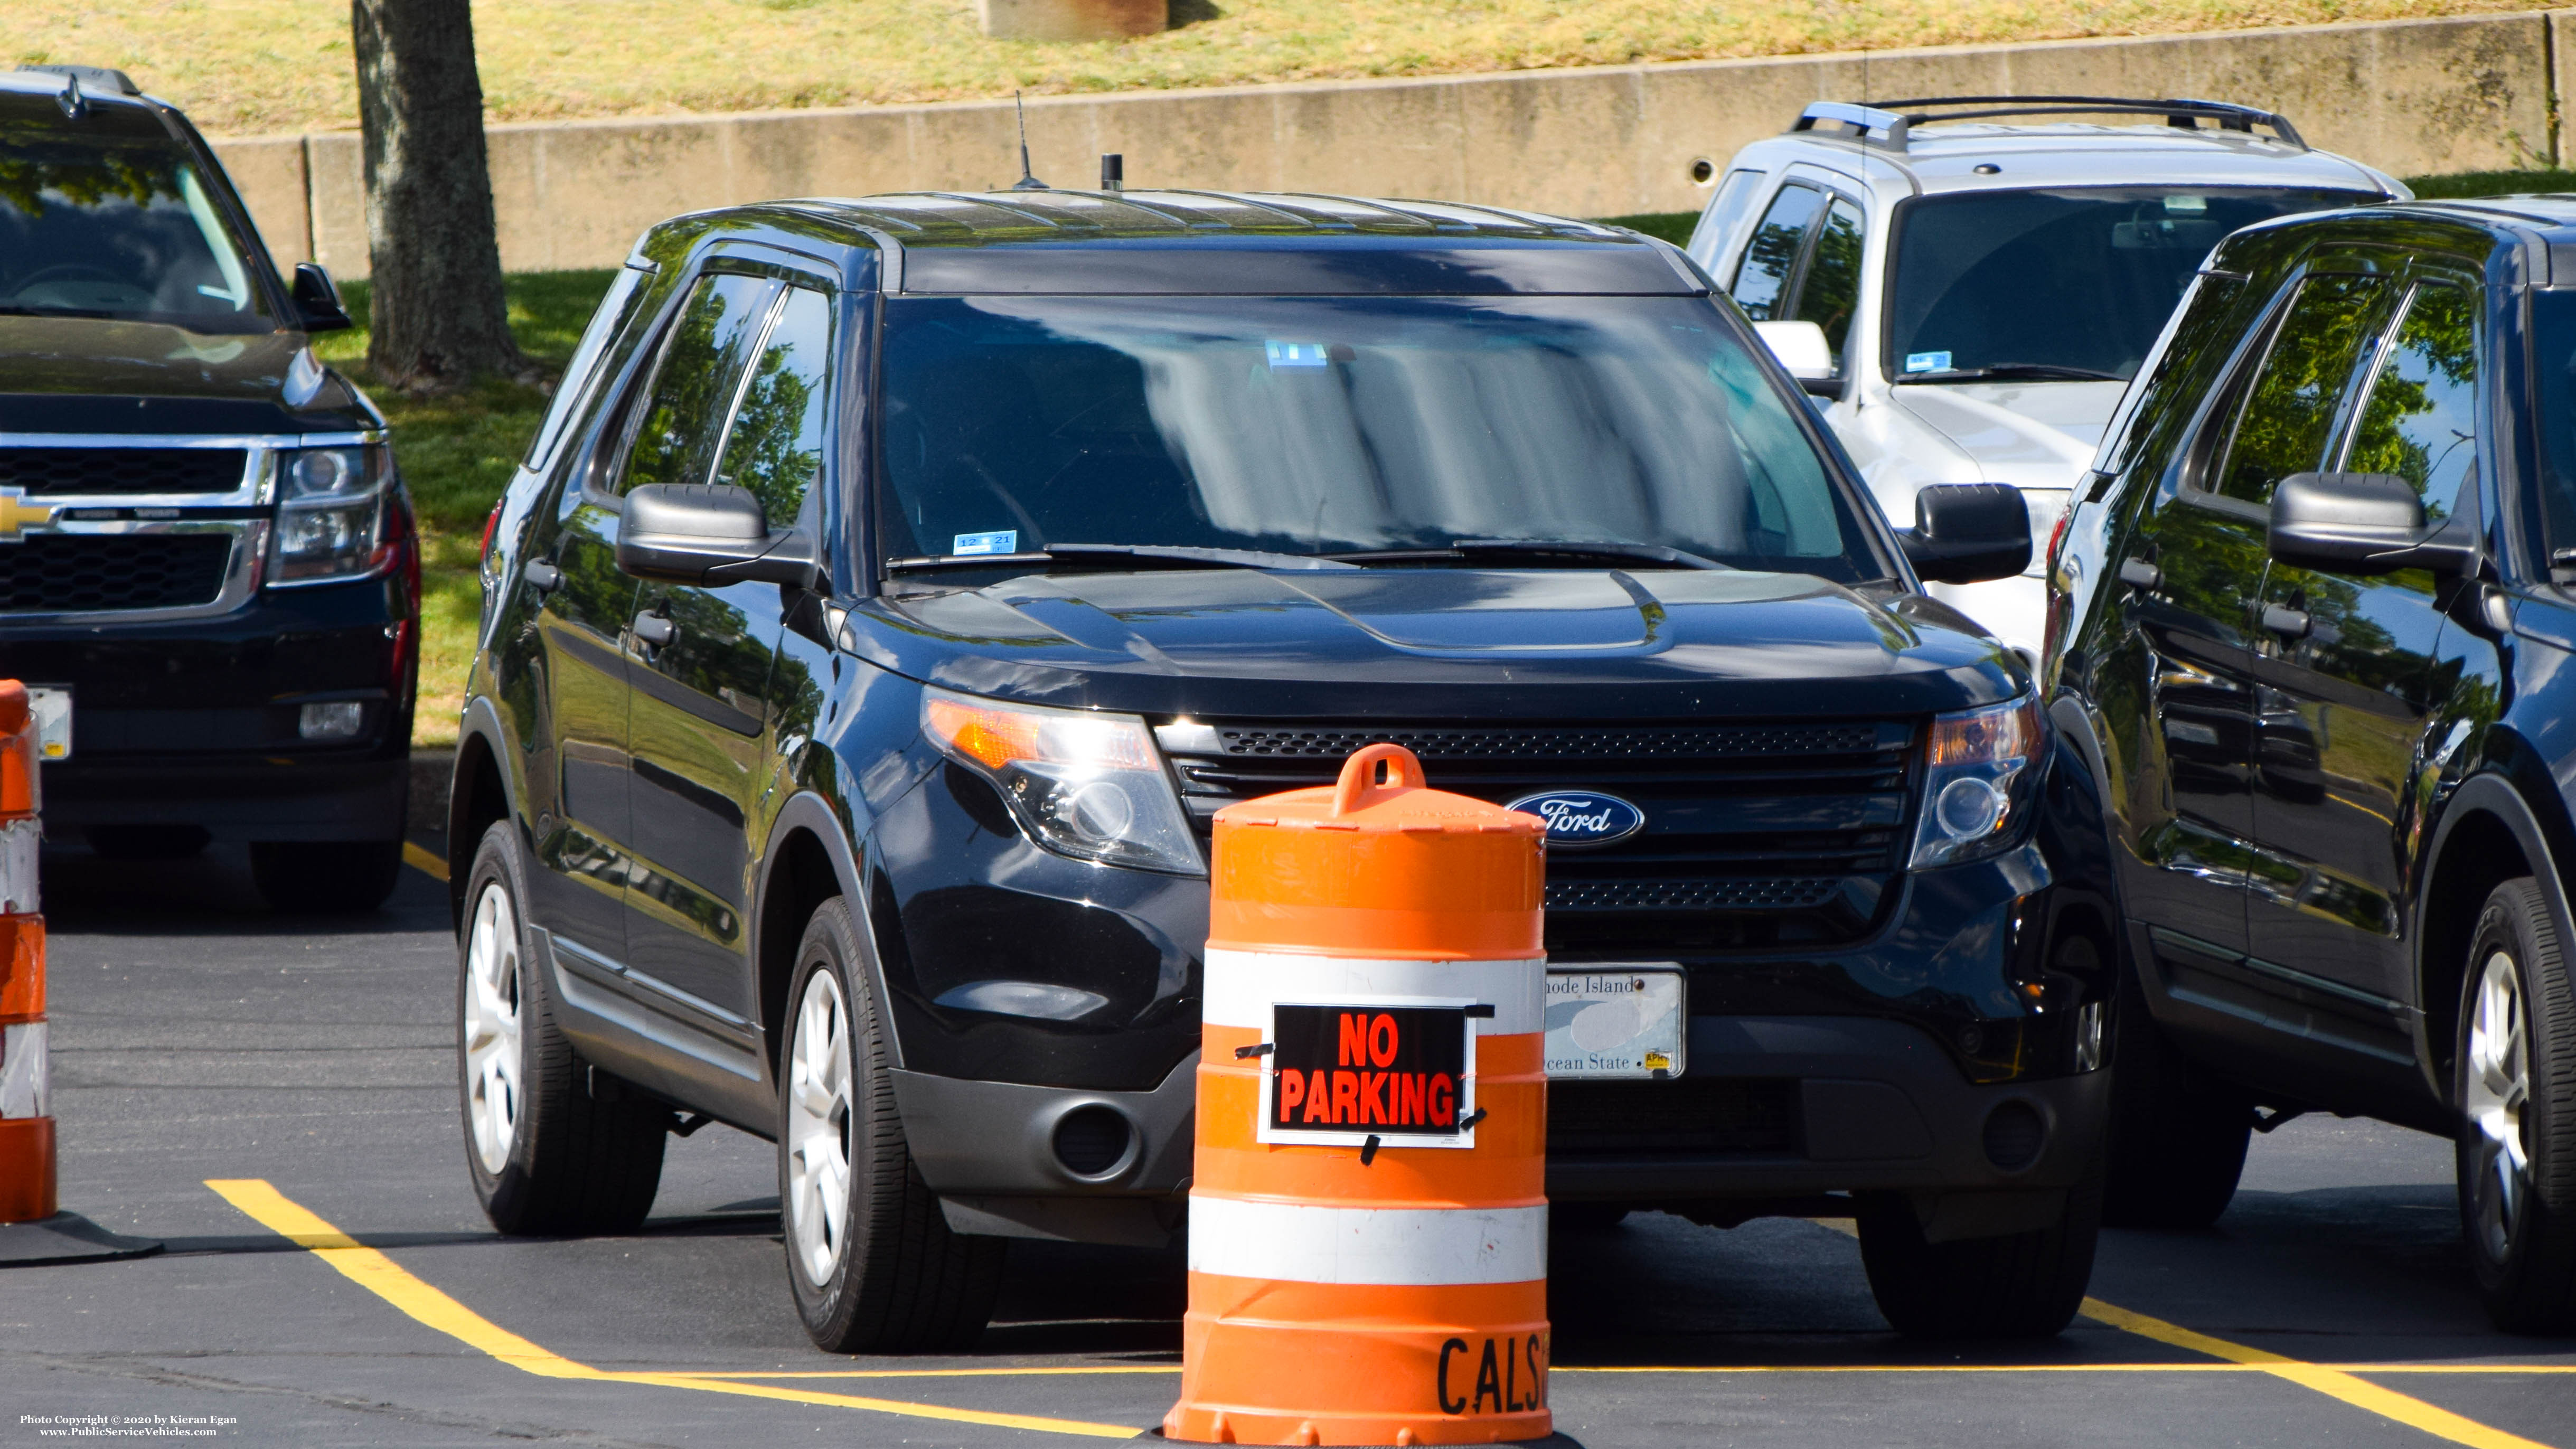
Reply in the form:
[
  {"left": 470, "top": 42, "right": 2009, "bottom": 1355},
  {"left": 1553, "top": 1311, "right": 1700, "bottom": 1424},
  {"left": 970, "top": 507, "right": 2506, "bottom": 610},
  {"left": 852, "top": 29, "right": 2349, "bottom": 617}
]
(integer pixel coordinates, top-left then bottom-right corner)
[{"left": 5, "top": 840, "right": 2573, "bottom": 1449}]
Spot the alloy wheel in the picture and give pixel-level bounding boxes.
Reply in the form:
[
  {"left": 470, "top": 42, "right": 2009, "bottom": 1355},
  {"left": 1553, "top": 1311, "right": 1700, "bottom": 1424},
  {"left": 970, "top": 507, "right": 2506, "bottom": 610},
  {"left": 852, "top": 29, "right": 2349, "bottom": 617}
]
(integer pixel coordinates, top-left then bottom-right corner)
[
  {"left": 462, "top": 881, "right": 524, "bottom": 1174},
  {"left": 2465, "top": 947, "right": 2533, "bottom": 1264},
  {"left": 786, "top": 968, "right": 855, "bottom": 1287}
]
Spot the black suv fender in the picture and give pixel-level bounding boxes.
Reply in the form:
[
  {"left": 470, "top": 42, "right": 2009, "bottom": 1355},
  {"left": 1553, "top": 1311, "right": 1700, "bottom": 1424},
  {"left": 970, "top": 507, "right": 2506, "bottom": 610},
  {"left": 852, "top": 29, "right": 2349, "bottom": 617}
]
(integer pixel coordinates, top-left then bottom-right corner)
[{"left": 2414, "top": 742, "right": 2576, "bottom": 1109}]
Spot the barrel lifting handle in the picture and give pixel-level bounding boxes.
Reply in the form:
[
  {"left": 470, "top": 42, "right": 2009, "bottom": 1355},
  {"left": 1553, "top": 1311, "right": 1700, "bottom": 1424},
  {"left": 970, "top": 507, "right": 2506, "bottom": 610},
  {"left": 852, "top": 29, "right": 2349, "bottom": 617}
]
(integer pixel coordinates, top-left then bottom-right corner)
[{"left": 1331, "top": 743, "right": 1426, "bottom": 817}]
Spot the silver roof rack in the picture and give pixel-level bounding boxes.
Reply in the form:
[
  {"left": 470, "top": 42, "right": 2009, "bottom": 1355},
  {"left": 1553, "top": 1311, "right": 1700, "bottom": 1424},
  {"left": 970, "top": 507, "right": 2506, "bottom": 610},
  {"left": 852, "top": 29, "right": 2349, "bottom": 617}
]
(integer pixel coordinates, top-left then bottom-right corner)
[{"left": 1790, "top": 95, "right": 2307, "bottom": 153}]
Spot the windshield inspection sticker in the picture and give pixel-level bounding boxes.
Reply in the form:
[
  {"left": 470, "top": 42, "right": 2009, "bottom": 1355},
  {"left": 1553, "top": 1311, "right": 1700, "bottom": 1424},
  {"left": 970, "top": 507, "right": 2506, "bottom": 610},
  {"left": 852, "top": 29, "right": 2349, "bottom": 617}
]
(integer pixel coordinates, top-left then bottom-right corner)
[
  {"left": 1903, "top": 351, "right": 1953, "bottom": 374},
  {"left": 951, "top": 530, "right": 1018, "bottom": 556},
  {"left": 1265, "top": 341, "right": 1330, "bottom": 369},
  {"left": 2164, "top": 194, "right": 2209, "bottom": 213}
]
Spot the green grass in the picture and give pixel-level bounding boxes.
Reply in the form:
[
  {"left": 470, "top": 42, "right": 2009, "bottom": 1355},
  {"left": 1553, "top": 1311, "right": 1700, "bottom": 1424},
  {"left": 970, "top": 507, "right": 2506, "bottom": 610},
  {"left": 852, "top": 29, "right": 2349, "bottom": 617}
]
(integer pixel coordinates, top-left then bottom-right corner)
[
  {"left": 11, "top": 0, "right": 2544, "bottom": 138},
  {"left": 316, "top": 271, "right": 620, "bottom": 744},
  {"left": 371, "top": 169, "right": 2573, "bottom": 744}
]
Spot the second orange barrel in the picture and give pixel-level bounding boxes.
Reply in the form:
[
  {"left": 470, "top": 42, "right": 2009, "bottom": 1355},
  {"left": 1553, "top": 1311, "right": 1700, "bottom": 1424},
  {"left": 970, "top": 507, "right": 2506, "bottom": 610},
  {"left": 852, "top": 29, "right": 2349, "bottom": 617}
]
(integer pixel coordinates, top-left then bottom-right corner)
[{"left": 1167, "top": 743, "right": 1552, "bottom": 1446}]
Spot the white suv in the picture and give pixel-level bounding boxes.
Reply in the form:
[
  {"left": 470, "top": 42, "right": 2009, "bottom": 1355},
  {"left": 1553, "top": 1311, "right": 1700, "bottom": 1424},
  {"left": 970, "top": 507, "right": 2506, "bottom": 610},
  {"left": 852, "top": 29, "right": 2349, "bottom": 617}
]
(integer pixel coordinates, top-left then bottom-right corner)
[{"left": 1686, "top": 96, "right": 2404, "bottom": 660}]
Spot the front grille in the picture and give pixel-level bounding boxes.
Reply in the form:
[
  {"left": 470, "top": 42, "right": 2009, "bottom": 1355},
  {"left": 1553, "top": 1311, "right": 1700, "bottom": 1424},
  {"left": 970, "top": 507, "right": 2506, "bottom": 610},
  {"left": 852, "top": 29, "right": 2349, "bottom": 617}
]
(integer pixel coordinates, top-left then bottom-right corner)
[
  {"left": 1545, "top": 877, "right": 1841, "bottom": 911},
  {"left": 0, "top": 447, "right": 249, "bottom": 496},
  {"left": 0, "top": 534, "right": 234, "bottom": 612},
  {"left": 1169, "top": 718, "right": 1915, "bottom": 948},
  {"left": 1549, "top": 1078, "right": 1799, "bottom": 1157}
]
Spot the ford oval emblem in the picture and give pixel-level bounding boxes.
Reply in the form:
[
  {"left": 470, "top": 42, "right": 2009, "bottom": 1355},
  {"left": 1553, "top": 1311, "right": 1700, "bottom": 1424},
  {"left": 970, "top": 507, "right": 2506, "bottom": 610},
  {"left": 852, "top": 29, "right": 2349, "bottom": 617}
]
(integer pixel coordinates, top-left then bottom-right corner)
[{"left": 1505, "top": 791, "right": 1646, "bottom": 849}]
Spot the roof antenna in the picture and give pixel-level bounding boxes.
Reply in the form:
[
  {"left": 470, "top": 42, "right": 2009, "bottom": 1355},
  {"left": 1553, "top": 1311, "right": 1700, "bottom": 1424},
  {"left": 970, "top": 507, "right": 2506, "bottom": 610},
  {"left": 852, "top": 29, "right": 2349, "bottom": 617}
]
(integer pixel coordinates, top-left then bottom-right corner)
[
  {"left": 1009, "top": 91, "right": 1048, "bottom": 191},
  {"left": 54, "top": 70, "right": 86, "bottom": 121}
]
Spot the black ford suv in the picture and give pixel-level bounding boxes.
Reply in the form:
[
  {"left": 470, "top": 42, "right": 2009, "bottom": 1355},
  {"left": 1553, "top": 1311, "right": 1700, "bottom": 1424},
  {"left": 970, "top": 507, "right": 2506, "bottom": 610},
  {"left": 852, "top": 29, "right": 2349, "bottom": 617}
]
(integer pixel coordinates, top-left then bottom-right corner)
[
  {"left": 2054, "top": 196, "right": 2576, "bottom": 1330},
  {"left": 450, "top": 187, "right": 2117, "bottom": 1350},
  {"left": 0, "top": 65, "right": 418, "bottom": 912}
]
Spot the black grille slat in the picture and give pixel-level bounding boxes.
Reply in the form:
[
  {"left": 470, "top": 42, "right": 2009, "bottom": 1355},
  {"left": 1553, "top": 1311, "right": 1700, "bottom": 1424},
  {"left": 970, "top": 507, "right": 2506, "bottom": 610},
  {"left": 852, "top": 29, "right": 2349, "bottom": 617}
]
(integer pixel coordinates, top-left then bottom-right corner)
[
  {"left": 0, "top": 534, "right": 233, "bottom": 611},
  {"left": 1215, "top": 722, "right": 1890, "bottom": 759},
  {"left": 0, "top": 448, "right": 248, "bottom": 496},
  {"left": 1545, "top": 877, "right": 1840, "bottom": 911},
  {"left": 1549, "top": 1078, "right": 1799, "bottom": 1157}
]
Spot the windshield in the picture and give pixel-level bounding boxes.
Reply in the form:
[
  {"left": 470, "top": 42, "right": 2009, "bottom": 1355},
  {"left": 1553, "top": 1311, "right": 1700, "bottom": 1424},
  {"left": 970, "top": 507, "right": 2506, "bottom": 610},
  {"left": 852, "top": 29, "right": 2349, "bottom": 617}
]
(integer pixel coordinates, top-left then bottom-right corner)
[
  {"left": 877, "top": 294, "right": 1886, "bottom": 582},
  {"left": 0, "top": 105, "right": 274, "bottom": 333},
  {"left": 1887, "top": 186, "right": 2374, "bottom": 383},
  {"left": 2526, "top": 290, "right": 2576, "bottom": 572}
]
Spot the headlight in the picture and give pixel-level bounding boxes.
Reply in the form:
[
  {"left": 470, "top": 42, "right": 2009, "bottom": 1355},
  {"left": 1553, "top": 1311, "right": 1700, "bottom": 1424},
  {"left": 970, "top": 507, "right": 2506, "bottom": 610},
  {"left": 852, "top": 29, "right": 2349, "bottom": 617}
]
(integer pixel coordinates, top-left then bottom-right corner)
[
  {"left": 1910, "top": 694, "right": 2044, "bottom": 869},
  {"left": 922, "top": 688, "right": 1204, "bottom": 876},
  {"left": 270, "top": 444, "right": 393, "bottom": 585}
]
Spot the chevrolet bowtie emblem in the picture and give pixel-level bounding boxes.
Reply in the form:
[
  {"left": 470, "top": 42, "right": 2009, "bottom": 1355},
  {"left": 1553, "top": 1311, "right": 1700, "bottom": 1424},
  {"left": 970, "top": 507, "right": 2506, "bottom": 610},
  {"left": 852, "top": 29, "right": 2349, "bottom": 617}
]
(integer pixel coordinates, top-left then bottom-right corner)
[{"left": 0, "top": 488, "right": 55, "bottom": 542}]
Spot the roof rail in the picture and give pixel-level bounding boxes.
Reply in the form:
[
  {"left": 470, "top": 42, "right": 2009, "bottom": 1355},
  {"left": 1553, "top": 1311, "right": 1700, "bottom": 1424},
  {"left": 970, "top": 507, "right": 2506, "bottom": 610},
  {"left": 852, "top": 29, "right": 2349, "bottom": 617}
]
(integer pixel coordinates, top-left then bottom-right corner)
[
  {"left": 16, "top": 64, "right": 143, "bottom": 98},
  {"left": 1791, "top": 95, "right": 2306, "bottom": 152}
]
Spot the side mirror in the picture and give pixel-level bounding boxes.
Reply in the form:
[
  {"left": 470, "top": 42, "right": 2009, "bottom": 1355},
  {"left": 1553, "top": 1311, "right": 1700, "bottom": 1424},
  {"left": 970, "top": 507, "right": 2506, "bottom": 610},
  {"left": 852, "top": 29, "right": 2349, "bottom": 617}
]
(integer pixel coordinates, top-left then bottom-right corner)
[
  {"left": 2268, "top": 472, "right": 2472, "bottom": 576},
  {"left": 616, "top": 483, "right": 821, "bottom": 588},
  {"left": 1753, "top": 320, "right": 1846, "bottom": 399},
  {"left": 292, "top": 264, "right": 353, "bottom": 333},
  {"left": 1902, "top": 482, "right": 2032, "bottom": 585}
]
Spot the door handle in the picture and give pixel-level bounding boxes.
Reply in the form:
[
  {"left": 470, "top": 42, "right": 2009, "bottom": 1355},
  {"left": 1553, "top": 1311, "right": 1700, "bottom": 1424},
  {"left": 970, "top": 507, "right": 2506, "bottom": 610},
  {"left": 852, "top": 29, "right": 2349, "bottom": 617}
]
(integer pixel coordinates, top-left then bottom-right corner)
[
  {"left": 2259, "top": 603, "right": 2310, "bottom": 639},
  {"left": 523, "top": 559, "right": 560, "bottom": 594},
  {"left": 2117, "top": 558, "right": 2161, "bottom": 591},
  {"left": 631, "top": 610, "right": 675, "bottom": 647}
]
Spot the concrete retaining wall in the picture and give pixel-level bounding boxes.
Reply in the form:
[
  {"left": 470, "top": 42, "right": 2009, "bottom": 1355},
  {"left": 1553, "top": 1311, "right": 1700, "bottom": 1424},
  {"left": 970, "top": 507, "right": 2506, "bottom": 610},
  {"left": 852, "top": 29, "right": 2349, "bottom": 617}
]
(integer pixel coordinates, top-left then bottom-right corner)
[{"left": 211, "top": 10, "right": 2571, "bottom": 280}]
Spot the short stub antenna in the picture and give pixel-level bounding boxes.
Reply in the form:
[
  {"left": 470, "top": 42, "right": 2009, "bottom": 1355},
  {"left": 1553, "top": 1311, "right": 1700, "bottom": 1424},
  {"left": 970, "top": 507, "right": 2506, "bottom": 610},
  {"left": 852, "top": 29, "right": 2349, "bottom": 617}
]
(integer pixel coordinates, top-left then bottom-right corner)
[{"left": 1010, "top": 91, "right": 1048, "bottom": 191}]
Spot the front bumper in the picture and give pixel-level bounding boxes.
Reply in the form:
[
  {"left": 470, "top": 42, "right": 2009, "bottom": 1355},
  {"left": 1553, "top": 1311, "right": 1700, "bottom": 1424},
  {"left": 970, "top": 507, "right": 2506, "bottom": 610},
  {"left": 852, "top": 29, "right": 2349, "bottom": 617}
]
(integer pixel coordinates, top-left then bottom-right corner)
[{"left": 10, "top": 577, "right": 414, "bottom": 842}]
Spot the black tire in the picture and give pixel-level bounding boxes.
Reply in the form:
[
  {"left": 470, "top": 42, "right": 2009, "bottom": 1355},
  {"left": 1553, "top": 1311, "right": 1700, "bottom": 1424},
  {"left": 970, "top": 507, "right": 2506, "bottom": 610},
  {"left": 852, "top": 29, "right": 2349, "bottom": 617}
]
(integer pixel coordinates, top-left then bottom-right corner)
[
  {"left": 778, "top": 897, "right": 1003, "bottom": 1353},
  {"left": 252, "top": 839, "right": 403, "bottom": 914},
  {"left": 85, "top": 825, "right": 209, "bottom": 861},
  {"left": 456, "top": 821, "right": 668, "bottom": 1235},
  {"left": 1857, "top": 1151, "right": 2104, "bottom": 1339},
  {"left": 2456, "top": 878, "right": 2576, "bottom": 1333},
  {"left": 2103, "top": 982, "right": 2250, "bottom": 1229}
]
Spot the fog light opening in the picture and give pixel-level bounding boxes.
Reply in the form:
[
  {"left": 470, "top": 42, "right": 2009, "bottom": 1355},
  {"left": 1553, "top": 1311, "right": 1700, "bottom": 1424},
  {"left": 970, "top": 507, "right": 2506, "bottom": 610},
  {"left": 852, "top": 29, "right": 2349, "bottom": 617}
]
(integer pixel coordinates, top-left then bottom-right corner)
[
  {"left": 1052, "top": 1104, "right": 1135, "bottom": 1179},
  {"left": 299, "top": 701, "right": 365, "bottom": 741},
  {"left": 1982, "top": 1100, "right": 2047, "bottom": 1173}
]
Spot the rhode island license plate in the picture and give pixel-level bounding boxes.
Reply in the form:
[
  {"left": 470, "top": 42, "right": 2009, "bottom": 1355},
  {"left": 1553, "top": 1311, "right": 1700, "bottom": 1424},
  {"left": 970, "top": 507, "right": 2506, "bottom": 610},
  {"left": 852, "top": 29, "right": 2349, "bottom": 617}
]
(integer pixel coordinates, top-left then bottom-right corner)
[
  {"left": 1544, "top": 967, "right": 1685, "bottom": 1079},
  {"left": 26, "top": 686, "right": 69, "bottom": 761}
]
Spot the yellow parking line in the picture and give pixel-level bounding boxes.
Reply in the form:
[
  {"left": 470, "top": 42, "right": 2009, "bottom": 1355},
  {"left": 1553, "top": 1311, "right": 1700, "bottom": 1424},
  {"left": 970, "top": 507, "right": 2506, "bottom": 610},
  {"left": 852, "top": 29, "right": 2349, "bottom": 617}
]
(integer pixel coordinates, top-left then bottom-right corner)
[
  {"left": 401, "top": 841, "right": 448, "bottom": 882},
  {"left": 1557, "top": 1363, "right": 2576, "bottom": 1375},
  {"left": 203, "top": 1180, "right": 1140, "bottom": 1439},
  {"left": 2079, "top": 1297, "right": 2555, "bottom": 1449},
  {"left": 681, "top": 1366, "right": 1181, "bottom": 1379}
]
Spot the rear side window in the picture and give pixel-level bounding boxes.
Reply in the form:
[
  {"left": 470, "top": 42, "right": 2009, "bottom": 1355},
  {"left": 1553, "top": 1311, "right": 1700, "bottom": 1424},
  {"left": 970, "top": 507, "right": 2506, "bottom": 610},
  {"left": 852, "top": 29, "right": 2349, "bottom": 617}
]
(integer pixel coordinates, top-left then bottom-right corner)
[
  {"left": 614, "top": 271, "right": 779, "bottom": 497},
  {"left": 2212, "top": 273, "right": 2395, "bottom": 505},
  {"left": 1793, "top": 196, "right": 1866, "bottom": 367},
  {"left": 1729, "top": 184, "right": 1825, "bottom": 321},
  {"left": 2339, "top": 282, "right": 2478, "bottom": 525},
  {"left": 712, "top": 284, "right": 833, "bottom": 529},
  {"left": 1687, "top": 168, "right": 1767, "bottom": 270},
  {"left": 522, "top": 267, "right": 647, "bottom": 473}
]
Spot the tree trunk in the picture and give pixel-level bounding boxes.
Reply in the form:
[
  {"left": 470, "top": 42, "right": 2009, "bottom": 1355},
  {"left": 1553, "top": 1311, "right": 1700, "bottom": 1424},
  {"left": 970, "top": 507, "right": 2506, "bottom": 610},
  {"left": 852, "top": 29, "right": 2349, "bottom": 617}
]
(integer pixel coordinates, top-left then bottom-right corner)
[{"left": 351, "top": 0, "right": 527, "bottom": 389}]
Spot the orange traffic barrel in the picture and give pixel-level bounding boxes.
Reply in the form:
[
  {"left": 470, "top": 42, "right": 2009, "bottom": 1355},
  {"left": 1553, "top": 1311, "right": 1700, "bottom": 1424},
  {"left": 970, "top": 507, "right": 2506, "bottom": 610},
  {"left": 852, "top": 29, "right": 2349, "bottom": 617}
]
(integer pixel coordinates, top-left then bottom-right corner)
[
  {"left": 0, "top": 680, "right": 53, "bottom": 1225},
  {"left": 1167, "top": 742, "right": 1552, "bottom": 1446}
]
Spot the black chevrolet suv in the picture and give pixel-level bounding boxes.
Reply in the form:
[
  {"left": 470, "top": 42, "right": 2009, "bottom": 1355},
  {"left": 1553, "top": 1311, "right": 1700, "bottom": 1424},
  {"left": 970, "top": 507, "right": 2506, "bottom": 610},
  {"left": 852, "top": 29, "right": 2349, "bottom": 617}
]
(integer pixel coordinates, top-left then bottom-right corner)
[
  {"left": 2053, "top": 196, "right": 2576, "bottom": 1331},
  {"left": 450, "top": 187, "right": 2118, "bottom": 1350},
  {"left": 0, "top": 65, "right": 418, "bottom": 912}
]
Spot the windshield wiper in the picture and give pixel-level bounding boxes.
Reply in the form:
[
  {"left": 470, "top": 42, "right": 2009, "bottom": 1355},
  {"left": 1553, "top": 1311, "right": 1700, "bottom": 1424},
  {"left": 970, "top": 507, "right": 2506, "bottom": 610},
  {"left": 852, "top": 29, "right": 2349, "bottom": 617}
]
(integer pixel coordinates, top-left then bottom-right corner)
[
  {"left": 1898, "top": 362, "right": 2126, "bottom": 383},
  {"left": 0, "top": 304, "right": 116, "bottom": 320},
  {"left": 882, "top": 542, "right": 1360, "bottom": 574},
  {"left": 1331, "top": 538, "right": 1733, "bottom": 571}
]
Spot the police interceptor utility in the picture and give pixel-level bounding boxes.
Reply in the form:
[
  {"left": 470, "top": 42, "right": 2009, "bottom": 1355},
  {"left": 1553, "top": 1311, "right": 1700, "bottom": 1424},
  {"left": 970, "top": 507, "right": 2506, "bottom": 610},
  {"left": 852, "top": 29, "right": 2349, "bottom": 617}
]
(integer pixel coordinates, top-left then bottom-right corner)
[{"left": 449, "top": 186, "right": 2118, "bottom": 1349}]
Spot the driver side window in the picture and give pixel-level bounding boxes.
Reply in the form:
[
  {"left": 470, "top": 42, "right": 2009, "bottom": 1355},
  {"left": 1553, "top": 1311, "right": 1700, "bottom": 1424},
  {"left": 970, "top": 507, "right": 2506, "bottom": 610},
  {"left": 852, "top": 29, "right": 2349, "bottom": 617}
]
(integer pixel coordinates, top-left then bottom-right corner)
[
  {"left": 612, "top": 271, "right": 780, "bottom": 497},
  {"left": 2211, "top": 272, "right": 2394, "bottom": 505}
]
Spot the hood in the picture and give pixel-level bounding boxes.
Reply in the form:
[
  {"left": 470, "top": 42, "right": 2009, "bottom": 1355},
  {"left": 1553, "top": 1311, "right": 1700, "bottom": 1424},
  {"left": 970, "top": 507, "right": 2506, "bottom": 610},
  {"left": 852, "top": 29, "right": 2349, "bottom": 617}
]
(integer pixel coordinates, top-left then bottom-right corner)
[
  {"left": 0, "top": 317, "right": 366, "bottom": 434},
  {"left": 1887, "top": 380, "right": 2125, "bottom": 491},
  {"left": 851, "top": 566, "right": 2019, "bottom": 718}
]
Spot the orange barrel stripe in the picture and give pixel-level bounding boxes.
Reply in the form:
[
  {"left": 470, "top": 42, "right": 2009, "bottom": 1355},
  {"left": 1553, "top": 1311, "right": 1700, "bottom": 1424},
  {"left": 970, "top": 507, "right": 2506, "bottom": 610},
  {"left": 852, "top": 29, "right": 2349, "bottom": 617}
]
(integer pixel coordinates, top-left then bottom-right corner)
[
  {"left": 1170, "top": 744, "right": 1551, "bottom": 1447},
  {"left": 0, "top": 680, "right": 54, "bottom": 1225}
]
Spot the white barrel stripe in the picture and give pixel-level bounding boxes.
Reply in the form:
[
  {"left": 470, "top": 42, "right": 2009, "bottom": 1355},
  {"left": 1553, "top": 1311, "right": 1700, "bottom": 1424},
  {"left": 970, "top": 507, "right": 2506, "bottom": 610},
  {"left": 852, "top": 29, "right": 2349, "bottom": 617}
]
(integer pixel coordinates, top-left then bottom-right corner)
[
  {"left": 0, "top": 817, "right": 35, "bottom": 916},
  {"left": 1, "top": 1021, "right": 46, "bottom": 1120},
  {"left": 1188, "top": 1197, "right": 1545, "bottom": 1285},
  {"left": 1204, "top": 949, "right": 1544, "bottom": 1035}
]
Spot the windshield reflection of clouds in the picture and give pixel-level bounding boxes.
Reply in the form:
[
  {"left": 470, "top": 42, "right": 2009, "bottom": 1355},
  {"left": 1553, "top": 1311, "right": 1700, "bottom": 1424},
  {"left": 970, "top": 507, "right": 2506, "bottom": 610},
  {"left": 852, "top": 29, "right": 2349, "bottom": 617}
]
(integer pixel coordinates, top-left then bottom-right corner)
[{"left": 880, "top": 296, "right": 1872, "bottom": 581}]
